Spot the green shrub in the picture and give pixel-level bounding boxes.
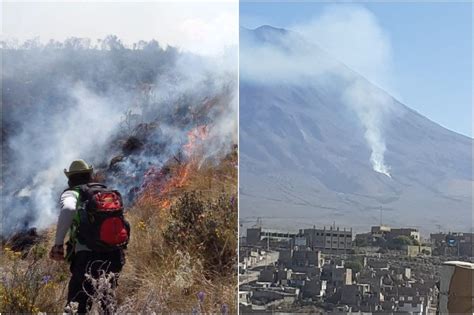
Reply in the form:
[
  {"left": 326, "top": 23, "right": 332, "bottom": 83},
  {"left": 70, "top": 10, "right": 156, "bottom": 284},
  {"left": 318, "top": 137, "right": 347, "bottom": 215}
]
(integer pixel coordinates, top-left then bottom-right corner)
[
  {"left": 165, "top": 191, "right": 237, "bottom": 275},
  {"left": 387, "top": 236, "right": 415, "bottom": 250},
  {"left": 344, "top": 261, "right": 363, "bottom": 274},
  {"left": 0, "top": 245, "right": 68, "bottom": 313}
]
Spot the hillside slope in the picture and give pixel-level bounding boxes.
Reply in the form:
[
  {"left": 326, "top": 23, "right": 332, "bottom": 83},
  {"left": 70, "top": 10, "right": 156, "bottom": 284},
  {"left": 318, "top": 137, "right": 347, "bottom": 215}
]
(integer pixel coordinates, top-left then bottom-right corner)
[
  {"left": 0, "top": 40, "right": 237, "bottom": 313},
  {"left": 1, "top": 152, "right": 237, "bottom": 313},
  {"left": 239, "top": 26, "right": 473, "bottom": 233}
]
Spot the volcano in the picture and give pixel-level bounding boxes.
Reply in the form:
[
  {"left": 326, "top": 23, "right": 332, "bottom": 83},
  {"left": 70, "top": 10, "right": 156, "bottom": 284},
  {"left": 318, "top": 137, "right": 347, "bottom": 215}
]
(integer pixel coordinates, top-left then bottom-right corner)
[{"left": 239, "top": 26, "right": 473, "bottom": 234}]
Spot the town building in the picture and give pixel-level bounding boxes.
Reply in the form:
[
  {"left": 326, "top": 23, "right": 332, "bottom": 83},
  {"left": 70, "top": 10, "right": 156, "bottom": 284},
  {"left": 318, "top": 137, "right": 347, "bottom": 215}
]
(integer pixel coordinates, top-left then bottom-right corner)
[
  {"left": 245, "top": 225, "right": 353, "bottom": 253},
  {"left": 302, "top": 226, "right": 353, "bottom": 253},
  {"left": 371, "top": 225, "right": 420, "bottom": 242}
]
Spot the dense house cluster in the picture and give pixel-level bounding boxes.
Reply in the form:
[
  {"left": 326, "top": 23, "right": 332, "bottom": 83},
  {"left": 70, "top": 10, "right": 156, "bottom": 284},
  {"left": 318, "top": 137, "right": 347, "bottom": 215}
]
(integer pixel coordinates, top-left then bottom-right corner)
[{"left": 239, "top": 224, "right": 474, "bottom": 313}]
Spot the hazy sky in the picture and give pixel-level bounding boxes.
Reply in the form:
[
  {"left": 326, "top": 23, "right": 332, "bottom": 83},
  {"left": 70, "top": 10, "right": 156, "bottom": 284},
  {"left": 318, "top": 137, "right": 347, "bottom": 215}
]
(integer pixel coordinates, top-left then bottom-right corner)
[
  {"left": 2, "top": 1, "right": 472, "bottom": 137},
  {"left": 241, "top": 2, "right": 473, "bottom": 138},
  {"left": 2, "top": 1, "right": 238, "bottom": 56}
]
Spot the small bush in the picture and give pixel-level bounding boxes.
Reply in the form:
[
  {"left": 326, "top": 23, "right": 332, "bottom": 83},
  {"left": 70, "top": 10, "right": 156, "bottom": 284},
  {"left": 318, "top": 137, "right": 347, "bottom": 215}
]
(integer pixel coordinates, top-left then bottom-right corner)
[
  {"left": 387, "top": 235, "right": 416, "bottom": 250},
  {"left": 165, "top": 191, "right": 237, "bottom": 275},
  {"left": 0, "top": 152, "right": 237, "bottom": 313},
  {"left": 0, "top": 245, "right": 69, "bottom": 313},
  {"left": 344, "top": 260, "right": 363, "bottom": 275}
]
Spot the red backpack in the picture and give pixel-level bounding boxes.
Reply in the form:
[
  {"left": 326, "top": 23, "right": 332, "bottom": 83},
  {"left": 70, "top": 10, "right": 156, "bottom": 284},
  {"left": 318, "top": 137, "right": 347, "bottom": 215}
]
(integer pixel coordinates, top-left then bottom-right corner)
[{"left": 74, "top": 183, "right": 130, "bottom": 252}]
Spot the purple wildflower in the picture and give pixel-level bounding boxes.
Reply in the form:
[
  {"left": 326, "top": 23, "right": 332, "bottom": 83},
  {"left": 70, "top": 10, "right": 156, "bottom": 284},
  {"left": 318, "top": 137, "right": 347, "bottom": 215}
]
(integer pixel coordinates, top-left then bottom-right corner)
[
  {"left": 221, "top": 303, "right": 229, "bottom": 315},
  {"left": 41, "top": 275, "right": 52, "bottom": 284},
  {"left": 197, "top": 291, "right": 206, "bottom": 303}
]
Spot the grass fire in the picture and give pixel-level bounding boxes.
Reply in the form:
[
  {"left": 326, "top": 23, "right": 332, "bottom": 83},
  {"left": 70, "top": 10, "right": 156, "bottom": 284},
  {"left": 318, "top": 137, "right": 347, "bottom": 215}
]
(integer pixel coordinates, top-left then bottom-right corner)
[{"left": 0, "top": 37, "right": 237, "bottom": 313}]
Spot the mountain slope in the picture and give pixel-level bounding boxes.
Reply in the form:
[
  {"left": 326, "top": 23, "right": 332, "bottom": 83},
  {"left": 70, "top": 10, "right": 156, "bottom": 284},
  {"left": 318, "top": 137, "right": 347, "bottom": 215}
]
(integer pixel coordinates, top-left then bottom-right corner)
[{"left": 239, "top": 26, "right": 473, "bottom": 234}]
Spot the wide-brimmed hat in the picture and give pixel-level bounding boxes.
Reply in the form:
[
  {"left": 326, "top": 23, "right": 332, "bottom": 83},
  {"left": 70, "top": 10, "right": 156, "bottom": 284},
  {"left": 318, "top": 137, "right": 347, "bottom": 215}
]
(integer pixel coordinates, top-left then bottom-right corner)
[{"left": 64, "top": 159, "right": 93, "bottom": 178}]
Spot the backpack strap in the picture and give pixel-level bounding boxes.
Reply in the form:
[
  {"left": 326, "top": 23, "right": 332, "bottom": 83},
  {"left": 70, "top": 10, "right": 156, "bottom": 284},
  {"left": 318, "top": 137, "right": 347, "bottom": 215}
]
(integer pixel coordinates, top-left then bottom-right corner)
[
  {"left": 85, "top": 183, "right": 107, "bottom": 189},
  {"left": 64, "top": 183, "right": 107, "bottom": 194},
  {"left": 76, "top": 183, "right": 108, "bottom": 199},
  {"left": 65, "top": 186, "right": 82, "bottom": 261}
]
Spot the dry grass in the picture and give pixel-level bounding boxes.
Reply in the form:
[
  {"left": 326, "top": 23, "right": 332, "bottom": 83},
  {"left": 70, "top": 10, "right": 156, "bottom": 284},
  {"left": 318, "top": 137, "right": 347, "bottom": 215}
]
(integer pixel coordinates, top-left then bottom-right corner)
[
  {"left": 0, "top": 149, "right": 237, "bottom": 313},
  {"left": 0, "top": 243, "right": 70, "bottom": 313}
]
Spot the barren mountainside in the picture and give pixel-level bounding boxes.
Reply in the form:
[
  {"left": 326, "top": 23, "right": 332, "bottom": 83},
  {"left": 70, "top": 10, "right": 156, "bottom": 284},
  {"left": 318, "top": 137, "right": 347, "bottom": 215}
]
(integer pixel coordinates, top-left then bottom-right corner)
[{"left": 239, "top": 26, "right": 473, "bottom": 234}]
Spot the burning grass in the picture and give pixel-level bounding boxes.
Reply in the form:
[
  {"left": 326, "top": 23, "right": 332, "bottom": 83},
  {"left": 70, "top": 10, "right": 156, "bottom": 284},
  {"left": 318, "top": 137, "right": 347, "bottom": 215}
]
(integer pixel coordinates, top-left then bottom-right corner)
[
  {"left": 120, "top": 145, "right": 237, "bottom": 313},
  {"left": 0, "top": 146, "right": 238, "bottom": 313}
]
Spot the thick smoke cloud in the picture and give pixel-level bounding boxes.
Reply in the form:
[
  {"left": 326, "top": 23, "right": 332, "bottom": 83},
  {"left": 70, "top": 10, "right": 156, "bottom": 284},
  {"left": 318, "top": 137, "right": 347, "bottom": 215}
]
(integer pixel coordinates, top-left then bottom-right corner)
[
  {"left": 1, "top": 39, "right": 237, "bottom": 235},
  {"left": 8, "top": 85, "right": 126, "bottom": 230},
  {"left": 240, "top": 5, "right": 396, "bottom": 177}
]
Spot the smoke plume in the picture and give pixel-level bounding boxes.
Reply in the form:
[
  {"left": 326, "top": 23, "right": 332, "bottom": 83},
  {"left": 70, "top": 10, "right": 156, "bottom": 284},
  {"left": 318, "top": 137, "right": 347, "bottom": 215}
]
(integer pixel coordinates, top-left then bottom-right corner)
[
  {"left": 343, "top": 78, "right": 393, "bottom": 177},
  {"left": 1, "top": 38, "right": 237, "bottom": 235}
]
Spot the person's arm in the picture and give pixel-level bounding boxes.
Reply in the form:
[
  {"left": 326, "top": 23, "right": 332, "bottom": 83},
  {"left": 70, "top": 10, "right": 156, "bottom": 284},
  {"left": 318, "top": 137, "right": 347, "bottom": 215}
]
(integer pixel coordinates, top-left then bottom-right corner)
[{"left": 50, "top": 190, "right": 79, "bottom": 261}]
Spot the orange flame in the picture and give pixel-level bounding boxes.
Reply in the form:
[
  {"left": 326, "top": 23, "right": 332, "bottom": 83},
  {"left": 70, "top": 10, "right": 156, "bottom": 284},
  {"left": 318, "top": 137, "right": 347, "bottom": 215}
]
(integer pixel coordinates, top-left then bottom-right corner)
[
  {"left": 139, "top": 125, "right": 210, "bottom": 209},
  {"left": 183, "top": 125, "right": 208, "bottom": 158}
]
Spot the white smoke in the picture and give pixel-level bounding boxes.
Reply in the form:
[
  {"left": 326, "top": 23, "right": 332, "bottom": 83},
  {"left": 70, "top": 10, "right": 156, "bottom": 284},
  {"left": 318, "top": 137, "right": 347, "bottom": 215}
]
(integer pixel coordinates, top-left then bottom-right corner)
[
  {"left": 343, "top": 78, "right": 393, "bottom": 177},
  {"left": 32, "top": 86, "right": 126, "bottom": 228},
  {"left": 141, "top": 49, "right": 238, "bottom": 162},
  {"left": 1, "top": 41, "right": 237, "bottom": 235},
  {"left": 294, "top": 5, "right": 395, "bottom": 177},
  {"left": 293, "top": 5, "right": 395, "bottom": 92},
  {"left": 4, "top": 83, "right": 128, "bottom": 232}
]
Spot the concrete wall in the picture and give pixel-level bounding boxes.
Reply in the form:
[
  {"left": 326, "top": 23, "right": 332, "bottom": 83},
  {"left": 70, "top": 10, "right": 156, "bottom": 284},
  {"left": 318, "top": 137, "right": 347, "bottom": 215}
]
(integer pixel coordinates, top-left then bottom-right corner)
[
  {"left": 303, "top": 227, "right": 352, "bottom": 251},
  {"left": 247, "top": 227, "right": 262, "bottom": 245},
  {"left": 405, "top": 245, "right": 432, "bottom": 257}
]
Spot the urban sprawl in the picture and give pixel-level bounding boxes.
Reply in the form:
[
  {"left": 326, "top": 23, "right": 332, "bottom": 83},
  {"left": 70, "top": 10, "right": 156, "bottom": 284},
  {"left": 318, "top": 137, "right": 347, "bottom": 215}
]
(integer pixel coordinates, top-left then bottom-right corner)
[{"left": 239, "top": 223, "right": 473, "bottom": 313}]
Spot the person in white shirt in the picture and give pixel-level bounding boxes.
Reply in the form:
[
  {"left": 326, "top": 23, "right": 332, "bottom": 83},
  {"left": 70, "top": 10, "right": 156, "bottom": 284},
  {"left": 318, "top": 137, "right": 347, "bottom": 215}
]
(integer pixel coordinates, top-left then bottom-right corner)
[{"left": 50, "top": 159, "right": 124, "bottom": 314}]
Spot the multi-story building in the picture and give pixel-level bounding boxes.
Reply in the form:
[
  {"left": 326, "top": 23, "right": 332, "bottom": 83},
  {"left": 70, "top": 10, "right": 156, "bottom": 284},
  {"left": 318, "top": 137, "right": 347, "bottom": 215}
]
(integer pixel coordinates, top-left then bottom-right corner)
[
  {"left": 246, "top": 226, "right": 353, "bottom": 253},
  {"left": 245, "top": 227, "right": 297, "bottom": 247},
  {"left": 390, "top": 228, "right": 420, "bottom": 242},
  {"left": 302, "top": 226, "right": 353, "bottom": 253},
  {"left": 371, "top": 225, "right": 420, "bottom": 242},
  {"left": 278, "top": 248, "right": 323, "bottom": 269},
  {"left": 371, "top": 225, "right": 392, "bottom": 237}
]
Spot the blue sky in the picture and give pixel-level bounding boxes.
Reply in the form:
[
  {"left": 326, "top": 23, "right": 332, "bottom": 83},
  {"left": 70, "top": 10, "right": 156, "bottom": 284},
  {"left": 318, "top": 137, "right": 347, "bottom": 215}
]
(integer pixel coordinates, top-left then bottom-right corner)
[{"left": 240, "top": 2, "right": 472, "bottom": 138}]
